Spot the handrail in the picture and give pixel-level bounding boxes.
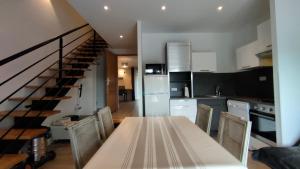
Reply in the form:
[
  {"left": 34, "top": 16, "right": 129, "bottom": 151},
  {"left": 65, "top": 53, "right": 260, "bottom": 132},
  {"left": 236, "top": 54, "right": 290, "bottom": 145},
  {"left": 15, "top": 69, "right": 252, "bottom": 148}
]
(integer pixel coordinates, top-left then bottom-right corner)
[
  {"left": 0, "top": 29, "right": 93, "bottom": 104},
  {"left": 0, "top": 23, "right": 107, "bottom": 155},
  {"left": 0, "top": 23, "right": 89, "bottom": 66}
]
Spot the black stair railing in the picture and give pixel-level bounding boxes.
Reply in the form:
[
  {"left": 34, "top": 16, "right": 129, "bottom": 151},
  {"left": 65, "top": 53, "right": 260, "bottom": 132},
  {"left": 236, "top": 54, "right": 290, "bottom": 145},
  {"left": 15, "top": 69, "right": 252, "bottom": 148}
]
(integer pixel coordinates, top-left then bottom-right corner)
[{"left": 0, "top": 24, "right": 105, "bottom": 121}]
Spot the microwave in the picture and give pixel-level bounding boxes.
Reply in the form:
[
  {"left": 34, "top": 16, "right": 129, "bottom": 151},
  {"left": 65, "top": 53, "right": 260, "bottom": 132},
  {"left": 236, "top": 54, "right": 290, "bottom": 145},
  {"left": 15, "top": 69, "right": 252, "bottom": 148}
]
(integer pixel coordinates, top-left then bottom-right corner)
[{"left": 145, "top": 64, "right": 166, "bottom": 74}]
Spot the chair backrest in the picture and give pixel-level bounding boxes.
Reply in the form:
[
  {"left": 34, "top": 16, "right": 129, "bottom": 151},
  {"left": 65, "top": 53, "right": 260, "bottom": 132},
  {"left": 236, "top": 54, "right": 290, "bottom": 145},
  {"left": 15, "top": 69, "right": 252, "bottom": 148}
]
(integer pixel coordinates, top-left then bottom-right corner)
[
  {"left": 217, "top": 112, "right": 252, "bottom": 166},
  {"left": 195, "top": 104, "right": 213, "bottom": 134},
  {"left": 97, "top": 106, "right": 114, "bottom": 140},
  {"left": 67, "top": 116, "right": 102, "bottom": 169}
]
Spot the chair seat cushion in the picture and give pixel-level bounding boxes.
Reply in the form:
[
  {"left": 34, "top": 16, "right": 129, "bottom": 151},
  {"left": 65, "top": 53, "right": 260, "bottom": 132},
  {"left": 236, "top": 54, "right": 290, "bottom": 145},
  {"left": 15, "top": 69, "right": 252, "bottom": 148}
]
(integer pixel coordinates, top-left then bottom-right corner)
[{"left": 253, "top": 146, "right": 300, "bottom": 169}]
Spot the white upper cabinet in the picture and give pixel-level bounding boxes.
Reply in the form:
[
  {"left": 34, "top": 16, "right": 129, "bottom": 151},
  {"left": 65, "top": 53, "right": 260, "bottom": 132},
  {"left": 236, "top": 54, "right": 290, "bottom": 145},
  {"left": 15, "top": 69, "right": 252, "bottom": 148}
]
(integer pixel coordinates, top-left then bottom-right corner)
[
  {"left": 167, "top": 42, "right": 191, "bottom": 72},
  {"left": 192, "top": 52, "right": 217, "bottom": 72},
  {"left": 236, "top": 41, "right": 260, "bottom": 70},
  {"left": 257, "top": 20, "right": 272, "bottom": 53}
]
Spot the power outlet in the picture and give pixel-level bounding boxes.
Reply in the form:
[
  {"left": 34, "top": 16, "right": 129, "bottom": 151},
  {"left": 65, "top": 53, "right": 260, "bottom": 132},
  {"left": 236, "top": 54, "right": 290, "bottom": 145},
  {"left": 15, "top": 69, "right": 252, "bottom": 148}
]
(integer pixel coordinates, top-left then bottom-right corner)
[
  {"left": 259, "top": 76, "right": 267, "bottom": 81},
  {"left": 171, "top": 88, "right": 178, "bottom": 92}
]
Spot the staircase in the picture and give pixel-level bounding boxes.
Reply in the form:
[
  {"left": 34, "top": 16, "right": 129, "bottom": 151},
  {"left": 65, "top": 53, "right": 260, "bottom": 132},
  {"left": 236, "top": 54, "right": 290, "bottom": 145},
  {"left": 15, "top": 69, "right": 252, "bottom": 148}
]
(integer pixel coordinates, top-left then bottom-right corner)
[{"left": 0, "top": 25, "right": 108, "bottom": 168}]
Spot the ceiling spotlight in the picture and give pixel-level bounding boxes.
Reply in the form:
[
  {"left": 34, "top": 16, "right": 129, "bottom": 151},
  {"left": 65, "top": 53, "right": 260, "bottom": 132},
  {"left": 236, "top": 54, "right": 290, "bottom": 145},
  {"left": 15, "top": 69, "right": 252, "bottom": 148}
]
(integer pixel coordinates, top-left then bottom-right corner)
[
  {"left": 120, "top": 35, "right": 124, "bottom": 39},
  {"left": 122, "top": 63, "right": 128, "bottom": 68},
  {"left": 161, "top": 5, "right": 166, "bottom": 11},
  {"left": 104, "top": 5, "right": 109, "bottom": 11},
  {"left": 217, "top": 6, "right": 223, "bottom": 11}
]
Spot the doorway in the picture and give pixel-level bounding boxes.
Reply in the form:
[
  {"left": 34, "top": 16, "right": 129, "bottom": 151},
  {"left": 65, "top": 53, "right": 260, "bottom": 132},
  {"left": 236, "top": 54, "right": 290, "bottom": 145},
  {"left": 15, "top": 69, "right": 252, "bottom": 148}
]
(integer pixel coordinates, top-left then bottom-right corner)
[{"left": 112, "top": 55, "right": 138, "bottom": 124}]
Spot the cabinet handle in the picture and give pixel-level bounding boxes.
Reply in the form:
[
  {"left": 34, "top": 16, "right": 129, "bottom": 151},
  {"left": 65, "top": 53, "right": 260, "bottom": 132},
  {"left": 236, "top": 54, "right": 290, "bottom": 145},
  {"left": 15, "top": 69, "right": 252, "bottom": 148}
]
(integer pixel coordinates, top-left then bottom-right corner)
[
  {"left": 266, "top": 45, "right": 272, "bottom": 48},
  {"left": 242, "top": 66, "right": 251, "bottom": 69}
]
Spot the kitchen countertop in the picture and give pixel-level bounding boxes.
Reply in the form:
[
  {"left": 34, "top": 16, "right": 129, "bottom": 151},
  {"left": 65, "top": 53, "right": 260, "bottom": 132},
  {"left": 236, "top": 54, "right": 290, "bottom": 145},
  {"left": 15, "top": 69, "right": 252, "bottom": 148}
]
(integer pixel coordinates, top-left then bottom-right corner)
[
  {"left": 170, "top": 96, "right": 274, "bottom": 104},
  {"left": 194, "top": 95, "right": 227, "bottom": 99}
]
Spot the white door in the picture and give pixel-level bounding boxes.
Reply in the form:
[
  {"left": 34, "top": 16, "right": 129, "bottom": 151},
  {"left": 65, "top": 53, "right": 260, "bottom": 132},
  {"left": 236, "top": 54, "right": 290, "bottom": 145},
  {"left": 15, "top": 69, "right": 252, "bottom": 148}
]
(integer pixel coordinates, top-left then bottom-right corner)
[{"left": 145, "top": 94, "right": 170, "bottom": 117}]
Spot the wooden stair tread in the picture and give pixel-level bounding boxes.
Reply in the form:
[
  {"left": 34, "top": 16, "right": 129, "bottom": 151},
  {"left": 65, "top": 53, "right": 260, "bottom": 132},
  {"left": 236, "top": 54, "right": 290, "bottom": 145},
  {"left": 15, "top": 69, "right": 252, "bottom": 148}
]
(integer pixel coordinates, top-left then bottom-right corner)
[
  {"left": 19, "top": 128, "right": 48, "bottom": 140},
  {"left": 49, "top": 68, "right": 91, "bottom": 71},
  {"left": 64, "top": 62, "right": 96, "bottom": 65},
  {"left": 25, "top": 85, "right": 80, "bottom": 89},
  {"left": 39, "top": 75, "right": 86, "bottom": 79},
  {"left": 0, "top": 129, "right": 8, "bottom": 138},
  {"left": 65, "top": 57, "right": 96, "bottom": 59},
  {"left": 2, "top": 128, "right": 48, "bottom": 140},
  {"left": 0, "top": 110, "right": 61, "bottom": 118},
  {"left": 0, "top": 154, "right": 28, "bottom": 169},
  {"left": 8, "top": 96, "right": 72, "bottom": 101},
  {"left": 2, "top": 129, "right": 23, "bottom": 140}
]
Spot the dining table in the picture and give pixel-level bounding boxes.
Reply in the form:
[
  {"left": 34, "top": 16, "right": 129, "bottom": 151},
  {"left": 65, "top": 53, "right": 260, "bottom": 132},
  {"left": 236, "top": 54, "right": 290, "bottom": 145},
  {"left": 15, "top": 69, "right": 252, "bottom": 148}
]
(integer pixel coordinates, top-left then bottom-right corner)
[{"left": 84, "top": 116, "right": 247, "bottom": 169}]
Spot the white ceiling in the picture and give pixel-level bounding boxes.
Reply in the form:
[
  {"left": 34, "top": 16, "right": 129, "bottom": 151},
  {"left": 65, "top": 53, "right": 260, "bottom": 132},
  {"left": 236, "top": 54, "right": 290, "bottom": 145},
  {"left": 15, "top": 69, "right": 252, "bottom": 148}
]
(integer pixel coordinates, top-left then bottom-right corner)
[{"left": 67, "top": 0, "right": 270, "bottom": 52}]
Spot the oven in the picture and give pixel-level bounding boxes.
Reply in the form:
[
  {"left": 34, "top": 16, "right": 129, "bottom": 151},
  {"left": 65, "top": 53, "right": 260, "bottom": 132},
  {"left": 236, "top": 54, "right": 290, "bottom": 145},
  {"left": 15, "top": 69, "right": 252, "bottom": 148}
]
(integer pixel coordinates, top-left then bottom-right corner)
[{"left": 249, "top": 103, "right": 276, "bottom": 146}]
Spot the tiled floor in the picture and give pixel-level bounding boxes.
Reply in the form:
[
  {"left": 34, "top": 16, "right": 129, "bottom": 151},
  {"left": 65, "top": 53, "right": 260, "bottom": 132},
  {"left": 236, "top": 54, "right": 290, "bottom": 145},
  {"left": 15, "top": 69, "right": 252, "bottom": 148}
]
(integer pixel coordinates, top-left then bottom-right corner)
[{"left": 42, "top": 101, "right": 270, "bottom": 169}]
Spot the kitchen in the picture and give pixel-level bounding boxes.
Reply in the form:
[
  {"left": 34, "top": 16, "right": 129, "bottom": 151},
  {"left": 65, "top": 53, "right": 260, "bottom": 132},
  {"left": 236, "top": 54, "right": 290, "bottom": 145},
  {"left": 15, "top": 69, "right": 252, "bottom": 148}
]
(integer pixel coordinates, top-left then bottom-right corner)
[{"left": 143, "top": 19, "right": 276, "bottom": 150}]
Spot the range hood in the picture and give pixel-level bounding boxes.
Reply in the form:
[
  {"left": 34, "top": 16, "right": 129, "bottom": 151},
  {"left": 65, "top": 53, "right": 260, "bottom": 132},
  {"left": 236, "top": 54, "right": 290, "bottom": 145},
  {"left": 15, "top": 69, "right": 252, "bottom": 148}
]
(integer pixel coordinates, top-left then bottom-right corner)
[
  {"left": 256, "top": 49, "right": 272, "bottom": 58},
  {"left": 256, "top": 49, "right": 273, "bottom": 67}
]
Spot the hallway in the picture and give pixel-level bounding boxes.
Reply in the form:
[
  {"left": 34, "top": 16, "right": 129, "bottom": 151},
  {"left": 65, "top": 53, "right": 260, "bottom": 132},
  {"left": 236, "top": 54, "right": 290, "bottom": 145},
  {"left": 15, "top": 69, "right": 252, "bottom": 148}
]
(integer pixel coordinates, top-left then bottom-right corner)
[{"left": 112, "top": 101, "right": 138, "bottom": 124}]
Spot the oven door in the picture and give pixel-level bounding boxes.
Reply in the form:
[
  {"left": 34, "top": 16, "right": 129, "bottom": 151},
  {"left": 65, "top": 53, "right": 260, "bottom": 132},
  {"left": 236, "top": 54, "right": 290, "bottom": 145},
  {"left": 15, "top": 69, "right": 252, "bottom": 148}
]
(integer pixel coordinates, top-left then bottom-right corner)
[{"left": 250, "top": 110, "right": 276, "bottom": 144}]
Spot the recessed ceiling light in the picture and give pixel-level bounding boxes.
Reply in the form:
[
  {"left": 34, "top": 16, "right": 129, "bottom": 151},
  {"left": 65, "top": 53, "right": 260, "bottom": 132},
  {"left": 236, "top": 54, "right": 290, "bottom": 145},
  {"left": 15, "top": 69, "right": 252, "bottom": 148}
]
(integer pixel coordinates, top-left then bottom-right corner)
[
  {"left": 161, "top": 5, "right": 166, "bottom": 11},
  {"left": 120, "top": 35, "right": 124, "bottom": 39},
  {"left": 104, "top": 5, "right": 109, "bottom": 11},
  {"left": 217, "top": 6, "right": 223, "bottom": 11}
]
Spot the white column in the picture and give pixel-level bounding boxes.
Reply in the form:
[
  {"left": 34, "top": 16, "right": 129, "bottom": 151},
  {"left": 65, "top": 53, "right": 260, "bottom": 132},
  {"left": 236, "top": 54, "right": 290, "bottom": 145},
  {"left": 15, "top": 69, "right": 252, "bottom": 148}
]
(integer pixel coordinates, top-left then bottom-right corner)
[
  {"left": 271, "top": 0, "right": 300, "bottom": 146},
  {"left": 137, "top": 20, "right": 144, "bottom": 117}
]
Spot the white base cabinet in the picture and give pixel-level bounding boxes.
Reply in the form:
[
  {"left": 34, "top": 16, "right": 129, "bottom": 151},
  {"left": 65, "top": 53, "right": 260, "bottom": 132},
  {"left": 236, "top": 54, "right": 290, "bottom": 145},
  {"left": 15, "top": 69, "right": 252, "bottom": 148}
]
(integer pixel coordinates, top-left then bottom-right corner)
[
  {"left": 192, "top": 52, "right": 217, "bottom": 72},
  {"left": 170, "top": 99, "right": 197, "bottom": 123}
]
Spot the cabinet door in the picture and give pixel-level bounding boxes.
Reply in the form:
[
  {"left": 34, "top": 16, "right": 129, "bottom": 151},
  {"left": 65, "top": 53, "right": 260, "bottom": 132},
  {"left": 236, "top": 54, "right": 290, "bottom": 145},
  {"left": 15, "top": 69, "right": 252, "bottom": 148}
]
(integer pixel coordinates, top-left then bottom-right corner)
[
  {"left": 192, "top": 52, "right": 217, "bottom": 72},
  {"left": 246, "top": 41, "right": 260, "bottom": 68},
  {"left": 167, "top": 43, "right": 191, "bottom": 72},
  {"left": 236, "top": 46, "right": 245, "bottom": 70},
  {"left": 236, "top": 41, "right": 260, "bottom": 70},
  {"left": 257, "top": 20, "right": 272, "bottom": 52},
  {"left": 145, "top": 94, "right": 170, "bottom": 117},
  {"left": 170, "top": 99, "right": 197, "bottom": 123}
]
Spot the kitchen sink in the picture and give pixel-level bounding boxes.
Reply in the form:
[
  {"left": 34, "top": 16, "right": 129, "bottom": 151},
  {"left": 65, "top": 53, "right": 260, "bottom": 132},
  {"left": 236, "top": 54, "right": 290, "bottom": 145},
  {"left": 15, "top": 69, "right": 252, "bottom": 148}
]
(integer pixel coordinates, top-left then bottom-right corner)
[{"left": 203, "top": 95, "right": 227, "bottom": 99}]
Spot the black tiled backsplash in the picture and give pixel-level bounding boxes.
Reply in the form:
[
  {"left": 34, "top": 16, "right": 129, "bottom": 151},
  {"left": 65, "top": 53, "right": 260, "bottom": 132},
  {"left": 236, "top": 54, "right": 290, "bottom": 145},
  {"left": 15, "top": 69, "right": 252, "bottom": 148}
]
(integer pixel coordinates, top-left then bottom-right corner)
[{"left": 193, "top": 67, "right": 274, "bottom": 99}]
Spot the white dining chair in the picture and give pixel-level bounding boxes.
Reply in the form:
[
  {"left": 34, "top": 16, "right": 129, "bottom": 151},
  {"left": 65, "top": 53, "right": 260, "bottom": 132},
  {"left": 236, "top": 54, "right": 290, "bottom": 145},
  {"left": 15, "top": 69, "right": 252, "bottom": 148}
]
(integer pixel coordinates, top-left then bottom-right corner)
[
  {"left": 195, "top": 104, "right": 213, "bottom": 134},
  {"left": 217, "top": 112, "right": 252, "bottom": 166},
  {"left": 97, "top": 106, "right": 114, "bottom": 140},
  {"left": 67, "top": 116, "right": 102, "bottom": 169}
]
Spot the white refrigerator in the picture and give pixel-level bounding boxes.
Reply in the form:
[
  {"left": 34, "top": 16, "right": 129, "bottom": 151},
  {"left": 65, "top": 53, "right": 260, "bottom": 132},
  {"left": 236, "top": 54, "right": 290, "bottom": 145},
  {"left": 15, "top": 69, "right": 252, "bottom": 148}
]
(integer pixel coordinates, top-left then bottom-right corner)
[{"left": 144, "top": 75, "right": 170, "bottom": 117}]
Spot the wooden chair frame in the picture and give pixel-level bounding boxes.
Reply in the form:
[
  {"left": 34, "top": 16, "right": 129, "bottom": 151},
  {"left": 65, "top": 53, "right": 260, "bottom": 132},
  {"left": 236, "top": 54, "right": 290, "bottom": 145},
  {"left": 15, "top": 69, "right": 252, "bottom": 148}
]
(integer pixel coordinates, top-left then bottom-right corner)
[
  {"left": 217, "top": 112, "right": 252, "bottom": 166},
  {"left": 67, "top": 116, "right": 102, "bottom": 169},
  {"left": 195, "top": 104, "right": 213, "bottom": 134}
]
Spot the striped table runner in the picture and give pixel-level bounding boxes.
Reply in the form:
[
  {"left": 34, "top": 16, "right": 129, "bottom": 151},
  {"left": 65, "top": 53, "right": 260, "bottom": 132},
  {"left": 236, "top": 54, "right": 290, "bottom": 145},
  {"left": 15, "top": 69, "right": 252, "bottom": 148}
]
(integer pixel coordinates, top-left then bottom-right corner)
[{"left": 84, "top": 117, "right": 246, "bottom": 169}]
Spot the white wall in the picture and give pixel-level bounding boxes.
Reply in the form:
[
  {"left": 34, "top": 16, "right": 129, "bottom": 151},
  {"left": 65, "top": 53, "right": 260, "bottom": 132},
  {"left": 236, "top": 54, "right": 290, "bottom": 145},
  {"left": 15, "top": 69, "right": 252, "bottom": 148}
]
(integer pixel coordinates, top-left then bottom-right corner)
[
  {"left": 0, "top": 0, "right": 89, "bottom": 102},
  {"left": 271, "top": 0, "right": 300, "bottom": 146},
  {"left": 142, "top": 32, "right": 238, "bottom": 73},
  {"left": 0, "top": 0, "right": 94, "bottom": 127},
  {"left": 0, "top": 0, "right": 88, "bottom": 103},
  {"left": 55, "top": 65, "right": 97, "bottom": 115},
  {"left": 118, "top": 68, "right": 132, "bottom": 89}
]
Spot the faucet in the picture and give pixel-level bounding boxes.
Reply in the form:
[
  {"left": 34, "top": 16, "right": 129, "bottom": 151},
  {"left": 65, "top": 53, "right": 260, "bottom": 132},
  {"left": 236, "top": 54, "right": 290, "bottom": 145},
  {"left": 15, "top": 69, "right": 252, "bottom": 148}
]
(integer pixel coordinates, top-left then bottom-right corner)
[{"left": 215, "top": 85, "right": 221, "bottom": 96}]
